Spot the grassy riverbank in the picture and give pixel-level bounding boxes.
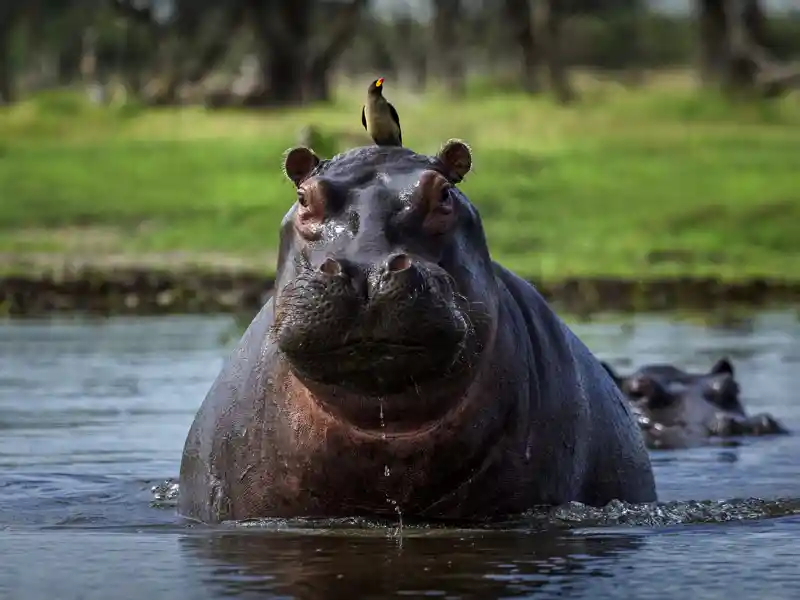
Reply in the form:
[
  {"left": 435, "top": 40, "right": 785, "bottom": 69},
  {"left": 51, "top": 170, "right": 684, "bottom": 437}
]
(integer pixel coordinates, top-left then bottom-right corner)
[{"left": 1, "top": 72, "right": 799, "bottom": 283}]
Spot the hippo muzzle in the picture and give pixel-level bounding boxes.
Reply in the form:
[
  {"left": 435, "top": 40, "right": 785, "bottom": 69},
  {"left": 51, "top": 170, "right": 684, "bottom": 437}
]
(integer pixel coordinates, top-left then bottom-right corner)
[{"left": 273, "top": 251, "right": 469, "bottom": 395}]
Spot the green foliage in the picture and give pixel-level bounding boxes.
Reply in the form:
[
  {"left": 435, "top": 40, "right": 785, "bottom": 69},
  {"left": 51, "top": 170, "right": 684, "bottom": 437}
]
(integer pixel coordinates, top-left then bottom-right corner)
[
  {"left": 1, "top": 78, "right": 799, "bottom": 282},
  {"left": 27, "top": 89, "right": 89, "bottom": 116}
]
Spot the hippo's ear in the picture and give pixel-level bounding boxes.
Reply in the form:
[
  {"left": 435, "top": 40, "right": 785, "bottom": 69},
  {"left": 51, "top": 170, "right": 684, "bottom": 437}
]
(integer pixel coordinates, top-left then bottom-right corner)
[
  {"left": 600, "top": 361, "right": 622, "bottom": 387},
  {"left": 710, "top": 357, "right": 734, "bottom": 377},
  {"left": 283, "top": 146, "right": 321, "bottom": 187},
  {"left": 624, "top": 375, "right": 662, "bottom": 399},
  {"left": 436, "top": 139, "right": 472, "bottom": 184}
]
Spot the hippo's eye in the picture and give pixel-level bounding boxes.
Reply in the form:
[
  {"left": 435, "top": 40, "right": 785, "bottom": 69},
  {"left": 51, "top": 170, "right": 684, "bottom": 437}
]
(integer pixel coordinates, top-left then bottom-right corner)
[{"left": 297, "top": 189, "right": 308, "bottom": 207}]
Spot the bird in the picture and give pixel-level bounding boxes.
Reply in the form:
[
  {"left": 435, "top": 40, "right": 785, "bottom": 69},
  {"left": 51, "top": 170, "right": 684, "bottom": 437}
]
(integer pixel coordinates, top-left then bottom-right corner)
[{"left": 361, "top": 77, "right": 402, "bottom": 147}]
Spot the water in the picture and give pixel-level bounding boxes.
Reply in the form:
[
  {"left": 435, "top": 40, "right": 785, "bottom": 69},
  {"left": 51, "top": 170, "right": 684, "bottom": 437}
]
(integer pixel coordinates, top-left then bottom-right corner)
[{"left": 1, "top": 309, "right": 799, "bottom": 599}]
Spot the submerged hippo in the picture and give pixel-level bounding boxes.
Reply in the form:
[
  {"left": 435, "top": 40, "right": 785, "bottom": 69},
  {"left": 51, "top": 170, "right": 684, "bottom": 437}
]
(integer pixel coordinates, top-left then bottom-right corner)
[
  {"left": 178, "top": 141, "right": 657, "bottom": 523},
  {"left": 602, "top": 358, "right": 789, "bottom": 449}
]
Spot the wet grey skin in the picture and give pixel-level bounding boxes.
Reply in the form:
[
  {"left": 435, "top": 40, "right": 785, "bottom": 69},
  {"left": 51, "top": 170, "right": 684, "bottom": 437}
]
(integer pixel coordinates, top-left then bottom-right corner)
[
  {"left": 178, "top": 140, "right": 656, "bottom": 524},
  {"left": 602, "top": 358, "right": 790, "bottom": 449}
]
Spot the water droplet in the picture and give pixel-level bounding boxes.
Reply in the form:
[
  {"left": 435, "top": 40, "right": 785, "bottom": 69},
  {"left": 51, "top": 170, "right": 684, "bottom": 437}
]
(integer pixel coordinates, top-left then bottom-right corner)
[
  {"left": 150, "top": 479, "right": 180, "bottom": 502},
  {"left": 379, "top": 400, "right": 386, "bottom": 440},
  {"left": 375, "top": 398, "right": 404, "bottom": 539}
]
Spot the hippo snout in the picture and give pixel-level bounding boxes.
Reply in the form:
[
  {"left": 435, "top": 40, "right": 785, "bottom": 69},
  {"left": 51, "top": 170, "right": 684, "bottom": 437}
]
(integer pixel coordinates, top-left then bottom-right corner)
[
  {"left": 271, "top": 252, "right": 468, "bottom": 394},
  {"left": 315, "top": 252, "right": 428, "bottom": 305}
]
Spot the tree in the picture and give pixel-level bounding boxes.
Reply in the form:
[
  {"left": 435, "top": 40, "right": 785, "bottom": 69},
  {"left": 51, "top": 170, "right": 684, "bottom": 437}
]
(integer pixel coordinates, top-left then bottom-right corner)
[
  {"left": 432, "top": 0, "right": 466, "bottom": 97},
  {"left": 695, "top": 0, "right": 800, "bottom": 98},
  {"left": 0, "top": 2, "right": 22, "bottom": 104},
  {"left": 504, "top": 0, "right": 540, "bottom": 93},
  {"left": 537, "top": 0, "right": 576, "bottom": 104},
  {"left": 113, "top": 0, "right": 368, "bottom": 106},
  {"left": 112, "top": 0, "right": 243, "bottom": 105}
]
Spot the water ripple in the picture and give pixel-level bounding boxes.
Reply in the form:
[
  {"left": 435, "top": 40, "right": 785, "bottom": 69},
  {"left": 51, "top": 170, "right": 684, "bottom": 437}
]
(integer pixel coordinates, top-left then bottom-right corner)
[{"left": 1, "top": 311, "right": 800, "bottom": 599}]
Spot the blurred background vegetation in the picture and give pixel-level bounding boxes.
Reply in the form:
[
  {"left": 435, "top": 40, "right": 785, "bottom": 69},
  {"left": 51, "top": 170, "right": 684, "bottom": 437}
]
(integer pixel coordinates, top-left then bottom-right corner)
[{"left": 0, "top": 0, "right": 798, "bottom": 284}]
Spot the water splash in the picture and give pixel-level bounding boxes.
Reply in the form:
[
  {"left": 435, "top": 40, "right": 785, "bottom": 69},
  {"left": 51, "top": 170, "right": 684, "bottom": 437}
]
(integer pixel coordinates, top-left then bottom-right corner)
[
  {"left": 150, "top": 479, "right": 180, "bottom": 508},
  {"left": 502, "top": 497, "right": 800, "bottom": 530},
  {"left": 226, "top": 496, "right": 800, "bottom": 533},
  {"left": 149, "top": 472, "right": 800, "bottom": 534}
]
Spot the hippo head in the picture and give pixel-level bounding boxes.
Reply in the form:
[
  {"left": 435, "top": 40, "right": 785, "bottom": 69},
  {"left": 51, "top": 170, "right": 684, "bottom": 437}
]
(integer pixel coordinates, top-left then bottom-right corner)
[
  {"left": 623, "top": 374, "right": 680, "bottom": 410},
  {"left": 269, "top": 141, "right": 498, "bottom": 428},
  {"left": 603, "top": 357, "right": 746, "bottom": 428}
]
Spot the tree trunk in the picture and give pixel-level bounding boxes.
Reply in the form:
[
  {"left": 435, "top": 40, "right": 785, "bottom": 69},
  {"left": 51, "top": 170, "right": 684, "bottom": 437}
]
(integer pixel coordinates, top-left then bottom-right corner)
[
  {"left": 0, "top": 5, "right": 18, "bottom": 105},
  {"left": 303, "top": 0, "right": 368, "bottom": 103},
  {"left": 411, "top": 55, "right": 428, "bottom": 94},
  {"left": 504, "top": 0, "right": 539, "bottom": 93},
  {"left": 538, "top": 0, "right": 575, "bottom": 104},
  {"left": 432, "top": 0, "right": 466, "bottom": 97},
  {"left": 247, "top": 0, "right": 310, "bottom": 106},
  {"left": 394, "top": 17, "right": 427, "bottom": 93},
  {"left": 304, "top": 60, "right": 331, "bottom": 104},
  {"left": 742, "top": 0, "right": 768, "bottom": 49},
  {"left": 619, "top": 1, "right": 646, "bottom": 87},
  {"left": 696, "top": 0, "right": 731, "bottom": 87},
  {"left": 117, "top": 21, "right": 143, "bottom": 98},
  {"left": 259, "top": 42, "right": 306, "bottom": 105},
  {"left": 56, "top": 44, "right": 81, "bottom": 86},
  {"left": 0, "top": 36, "right": 12, "bottom": 105}
]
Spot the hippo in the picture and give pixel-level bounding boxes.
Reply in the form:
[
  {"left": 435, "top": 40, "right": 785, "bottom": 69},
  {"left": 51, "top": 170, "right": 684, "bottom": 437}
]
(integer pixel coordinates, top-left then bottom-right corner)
[
  {"left": 178, "top": 141, "right": 657, "bottom": 524},
  {"left": 602, "top": 358, "right": 789, "bottom": 449}
]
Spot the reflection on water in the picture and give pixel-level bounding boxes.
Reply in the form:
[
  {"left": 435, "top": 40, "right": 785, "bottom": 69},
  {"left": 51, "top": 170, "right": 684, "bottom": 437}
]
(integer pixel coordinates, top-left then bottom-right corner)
[
  {"left": 0, "top": 309, "right": 799, "bottom": 599},
  {"left": 183, "top": 529, "right": 646, "bottom": 599}
]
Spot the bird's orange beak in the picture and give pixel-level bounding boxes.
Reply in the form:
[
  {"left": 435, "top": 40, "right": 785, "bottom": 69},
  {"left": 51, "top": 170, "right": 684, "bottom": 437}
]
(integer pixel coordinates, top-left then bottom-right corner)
[{"left": 376, "top": 78, "right": 384, "bottom": 87}]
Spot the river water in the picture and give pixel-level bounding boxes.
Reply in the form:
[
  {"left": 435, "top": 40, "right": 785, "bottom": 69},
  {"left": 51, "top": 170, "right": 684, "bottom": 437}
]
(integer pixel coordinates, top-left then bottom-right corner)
[{"left": 1, "top": 308, "right": 799, "bottom": 599}]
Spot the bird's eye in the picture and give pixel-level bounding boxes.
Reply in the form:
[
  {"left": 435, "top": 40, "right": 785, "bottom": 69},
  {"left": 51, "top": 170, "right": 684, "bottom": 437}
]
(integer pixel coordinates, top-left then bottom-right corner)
[{"left": 297, "top": 190, "right": 308, "bottom": 207}]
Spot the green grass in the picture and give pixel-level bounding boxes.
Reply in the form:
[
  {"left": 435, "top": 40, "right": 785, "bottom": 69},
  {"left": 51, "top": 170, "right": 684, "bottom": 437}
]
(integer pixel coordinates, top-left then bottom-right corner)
[{"left": 1, "top": 73, "right": 799, "bottom": 281}]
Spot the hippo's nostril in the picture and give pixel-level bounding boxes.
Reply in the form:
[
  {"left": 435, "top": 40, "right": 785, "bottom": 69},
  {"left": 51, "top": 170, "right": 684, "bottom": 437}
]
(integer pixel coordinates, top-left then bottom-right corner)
[
  {"left": 386, "top": 253, "right": 412, "bottom": 274},
  {"left": 319, "top": 257, "right": 343, "bottom": 276}
]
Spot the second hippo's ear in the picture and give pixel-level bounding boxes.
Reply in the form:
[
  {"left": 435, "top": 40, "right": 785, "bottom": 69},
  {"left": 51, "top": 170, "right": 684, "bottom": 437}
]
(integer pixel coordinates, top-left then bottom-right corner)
[
  {"left": 600, "top": 361, "right": 622, "bottom": 388},
  {"left": 710, "top": 357, "right": 735, "bottom": 377},
  {"left": 623, "top": 375, "right": 662, "bottom": 399},
  {"left": 283, "top": 146, "right": 321, "bottom": 187},
  {"left": 436, "top": 139, "right": 472, "bottom": 184}
]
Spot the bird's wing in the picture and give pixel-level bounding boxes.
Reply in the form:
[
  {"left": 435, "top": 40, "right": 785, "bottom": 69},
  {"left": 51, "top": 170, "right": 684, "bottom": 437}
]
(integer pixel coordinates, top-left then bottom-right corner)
[
  {"left": 361, "top": 106, "right": 367, "bottom": 131},
  {"left": 388, "top": 102, "right": 402, "bottom": 144}
]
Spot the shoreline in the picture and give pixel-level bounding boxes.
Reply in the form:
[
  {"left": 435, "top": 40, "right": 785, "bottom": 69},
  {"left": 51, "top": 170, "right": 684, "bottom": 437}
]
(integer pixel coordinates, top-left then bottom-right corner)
[{"left": 2, "top": 266, "right": 800, "bottom": 317}]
